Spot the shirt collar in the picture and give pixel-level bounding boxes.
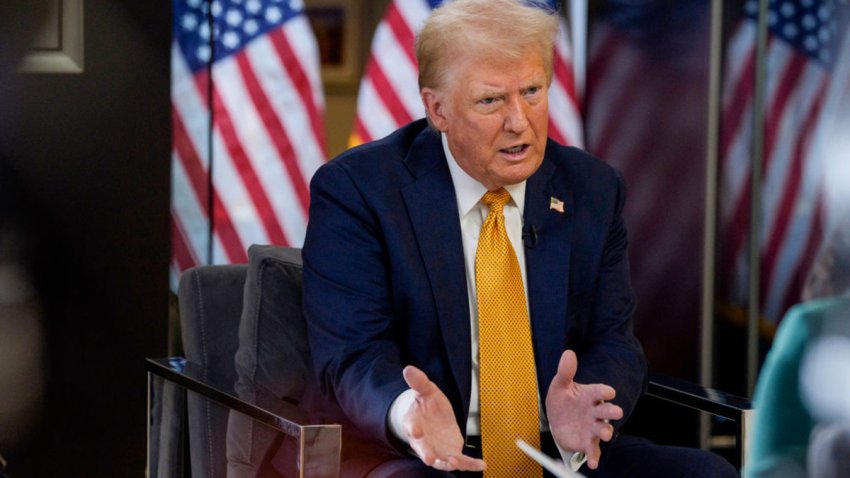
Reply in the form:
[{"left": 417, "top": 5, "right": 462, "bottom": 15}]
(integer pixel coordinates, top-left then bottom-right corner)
[{"left": 442, "top": 132, "right": 526, "bottom": 218}]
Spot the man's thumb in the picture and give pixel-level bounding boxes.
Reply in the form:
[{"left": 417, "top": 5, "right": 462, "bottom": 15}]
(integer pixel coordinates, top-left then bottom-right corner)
[
  {"left": 555, "top": 350, "right": 578, "bottom": 383},
  {"left": 403, "top": 365, "right": 433, "bottom": 395}
]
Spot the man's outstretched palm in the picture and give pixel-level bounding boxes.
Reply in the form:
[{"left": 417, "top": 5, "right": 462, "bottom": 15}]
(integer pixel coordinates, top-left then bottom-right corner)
[
  {"left": 546, "top": 350, "right": 624, "bottom": 469},
  {"left": 402, "top": 365, "right": 487, "bottom": 472}
]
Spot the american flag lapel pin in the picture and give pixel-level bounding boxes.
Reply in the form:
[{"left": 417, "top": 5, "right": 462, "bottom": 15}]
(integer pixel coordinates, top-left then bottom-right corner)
[{"left": 549, "top": 196, "right": 565, "bottom": 213}]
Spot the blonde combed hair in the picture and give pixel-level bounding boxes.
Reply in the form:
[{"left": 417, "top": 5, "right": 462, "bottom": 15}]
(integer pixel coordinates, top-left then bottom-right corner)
[{"left": 415, "top": 0, "right": 559, "bottom": 91}]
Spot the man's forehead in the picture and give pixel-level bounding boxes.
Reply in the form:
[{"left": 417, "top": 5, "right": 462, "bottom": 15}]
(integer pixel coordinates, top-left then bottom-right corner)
[{"left": 454, "top": 57, "right": 546, "bottom": 85}]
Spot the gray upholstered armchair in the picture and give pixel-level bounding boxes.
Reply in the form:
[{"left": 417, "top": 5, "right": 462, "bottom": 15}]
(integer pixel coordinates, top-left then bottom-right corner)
[
  {"left": 147, "top": 245, "right": 752, "bottom": 478},
  {"left": 147, "top": 245, "right": 340, "bottom": 478}
]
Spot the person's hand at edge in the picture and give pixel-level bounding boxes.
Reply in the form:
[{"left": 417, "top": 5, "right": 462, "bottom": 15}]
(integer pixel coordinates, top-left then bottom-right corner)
[
  {"left": 402, "top": 365, "right": 487, "bottom": 472},
  {"left": 545, "top": 350, "right": 624, "bottom": 469}
]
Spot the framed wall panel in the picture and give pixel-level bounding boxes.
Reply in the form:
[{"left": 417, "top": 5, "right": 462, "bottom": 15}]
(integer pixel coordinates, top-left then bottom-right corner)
[{"left": 20, "top": 0, "right": 84, "bottom": 74}]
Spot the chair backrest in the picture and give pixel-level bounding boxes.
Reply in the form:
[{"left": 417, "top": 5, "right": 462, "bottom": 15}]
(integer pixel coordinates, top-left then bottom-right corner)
[{"left": 178, "top": 263, "right": 248, "bottom": 478}]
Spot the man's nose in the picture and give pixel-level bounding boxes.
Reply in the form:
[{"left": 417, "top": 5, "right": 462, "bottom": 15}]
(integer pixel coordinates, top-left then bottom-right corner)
[{"left": 503, "top": 98, "right": 529, "bottom": 133}]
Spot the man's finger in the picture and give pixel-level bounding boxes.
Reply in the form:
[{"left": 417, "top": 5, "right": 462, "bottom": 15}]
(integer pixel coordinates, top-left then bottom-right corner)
[
  {"left": 595, "top": 420, "right": 615, "bottom": 442},
  {"left": 412, "top": 442, "right": 436, "bottom": 467},
  {"left": 403, "top": 365, "right": 435, "bottom": 395},
  {"left": 586, "top": 440, "right": 602, "bottom": 469},
  {"left": 447, "top": 454, "right": 487, "bottom": 472},
  {"left": 554, "top": 350, "right": 578, "bottom": 385},
  {"left": 590, "top": 384, "right": 617, "bottom": 402},
  {"left": 594, "top": 402, "right": 623, "bottom": 422}
]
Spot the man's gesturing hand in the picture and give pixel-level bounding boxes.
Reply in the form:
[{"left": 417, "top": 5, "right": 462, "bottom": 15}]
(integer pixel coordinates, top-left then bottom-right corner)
[
  {"left": 545, "top": 350, "right": 624, "bottom": 469},
  {"left": 402, "top": 366, "right": 487, "bottom": 472}
]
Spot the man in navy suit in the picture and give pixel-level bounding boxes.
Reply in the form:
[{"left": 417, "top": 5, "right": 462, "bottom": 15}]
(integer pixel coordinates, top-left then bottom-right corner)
[{"left": 303, "top": 1, "right": 737, "bottom": 477}]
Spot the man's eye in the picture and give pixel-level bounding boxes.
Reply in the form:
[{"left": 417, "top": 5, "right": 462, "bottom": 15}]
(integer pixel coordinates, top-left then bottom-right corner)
[
  {"left": 525, "top": 86, "right": 540, "bottom": 95},
  {"left": 479, "top": 97, "right": 496, "bottom": 105}
]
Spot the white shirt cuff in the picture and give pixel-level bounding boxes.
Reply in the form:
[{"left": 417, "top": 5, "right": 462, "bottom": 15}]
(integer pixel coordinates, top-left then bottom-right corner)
[
  {"left": 388, "top": 388, "right": 417, "bottom": 443},
  {"left": 554, "top": 441, "right": 587, "bottom": 472}
]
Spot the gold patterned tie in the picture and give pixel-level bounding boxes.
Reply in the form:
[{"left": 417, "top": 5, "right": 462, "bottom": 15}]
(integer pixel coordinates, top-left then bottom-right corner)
[{"left": 476, "top": 188, "right": 542, "bottom": 477}]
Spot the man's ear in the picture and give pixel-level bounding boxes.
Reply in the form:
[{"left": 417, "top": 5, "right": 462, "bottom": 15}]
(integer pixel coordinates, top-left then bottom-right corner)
[{"left": 421, "top": 87, "right": 448, "bottom": 132}]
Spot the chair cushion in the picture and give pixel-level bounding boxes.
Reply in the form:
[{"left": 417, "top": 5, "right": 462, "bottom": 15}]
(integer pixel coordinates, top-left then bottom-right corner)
[
  {"left": 228, "top": 245, "right": 308, "bottom": 478},
  {"left": 233, "top": 245, "right": 309, "bottom": 404}
]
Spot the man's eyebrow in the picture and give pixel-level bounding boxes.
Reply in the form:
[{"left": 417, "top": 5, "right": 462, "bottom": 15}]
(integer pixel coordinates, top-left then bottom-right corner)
[
  {"left": 476, "top": 84, "right": 506, "bottom": 93},
  {"left": 473, "top": 88, "right": 506, "bottom": 100}
]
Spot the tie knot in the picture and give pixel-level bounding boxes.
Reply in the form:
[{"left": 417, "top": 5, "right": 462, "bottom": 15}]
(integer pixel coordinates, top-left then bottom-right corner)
[{"left": 482, "top": 188, "right": 511, "bottom": 213}]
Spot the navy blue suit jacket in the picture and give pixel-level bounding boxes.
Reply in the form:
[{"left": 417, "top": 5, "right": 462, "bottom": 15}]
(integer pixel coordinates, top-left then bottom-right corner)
[{"left": 302, "top": 119, "right": 647, "bottom": 456}]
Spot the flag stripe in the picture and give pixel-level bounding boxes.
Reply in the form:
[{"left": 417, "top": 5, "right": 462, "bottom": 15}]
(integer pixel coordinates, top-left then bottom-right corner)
[
  {"left": 590, "top": 58, "right": 647, "bottom": 160},
  {"left": 546, "top": 105, "right": 567, "bottom": 145},
  {"left": 720, "top": 49, "right": 756, "bottom": 160},
  {"left": 210, "top": 79, "right": 290, "bottom": 245},
  {"left": 199, "top": 70, "right": 274, "bottom": 254},
  {"left": 246, "top": 32, "right": 325, "bottom": 196},
  {"left": 722, "top": 50, "right": 806, "bottom": 280},
  {"left": 385, "top": 2, "right": 418, "bottom": 67},
  {"left": 760, "top": 78, "right": 827, "bottom": 303},
  {"left": 171, "top": 213, "right": 200, "bottom": 272},
  {"left": 762, "top": 55, "right": 808, "bottom": 163},
  {"left": 777, "top": 197, "right": 823, "bottom": 314},
  {"left": 586, "top": 27, "right": 620, "bottom": 99},
  {"left": 356, "top": 77, "right": 403, "bottom": 143},
  {"left": 373, "top": 26, "right": 424, "bottom": 119},
  {"left": 546, "top": 20, "right": 583, "bottom": 147},
  {"left": 367, "top": 61, "right": 416, "bottom": 127},
  {"left": 586, "top": 27, "right": 643, "bottom": 155},
  {"left": 172, "top": 107, "right": 247, "bottom": 263},
  {"left": 211, "top": 47, "right": 305, "bottom": 248},
  {"left": 234, "top": 52, "right": 310, "bottom": 217},
  {"left": 171, "top": 155, "right": 213, "bottom": 264},
  {"left": 548, "top": 50, "right": 579, "bottom": 142},
  {"left": 269, "top": 26, "right": 327, "bottom": 157},
  {"left": 552, "top": 49, "right": 577, "bottom": 106},
  {"left": 760, "top": 65, "right": 825, "bottom": 245},
  {"left": 172, "top": 107, "right": 211, "bottom": 216}
]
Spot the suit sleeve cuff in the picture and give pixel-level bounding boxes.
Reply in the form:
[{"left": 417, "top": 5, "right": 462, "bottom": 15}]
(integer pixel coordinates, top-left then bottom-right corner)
[{"left": 388, "top": 388, "right": 416, "bottom": 443}]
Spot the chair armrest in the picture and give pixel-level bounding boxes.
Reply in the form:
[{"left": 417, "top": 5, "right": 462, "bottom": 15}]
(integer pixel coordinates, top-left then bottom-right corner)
[
  {"left": 648, "top": 372, "right": 752, "bottom": 421},
  {"left": 647, "top": 372, "right": 755, "bottom": 468},
  {"left": 146, "top": 357, "right": 341, "bottom": 478}
]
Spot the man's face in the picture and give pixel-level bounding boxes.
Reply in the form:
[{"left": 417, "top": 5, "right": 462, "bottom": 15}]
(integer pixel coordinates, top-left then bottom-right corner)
[{"left": 422, "top": 50, "right": 549, "bottom": 191}]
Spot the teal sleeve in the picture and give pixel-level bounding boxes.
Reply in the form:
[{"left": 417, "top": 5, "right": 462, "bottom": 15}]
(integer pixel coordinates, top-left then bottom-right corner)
[{"left": 745, "top": 298, "right": 848, "bottom": 478}]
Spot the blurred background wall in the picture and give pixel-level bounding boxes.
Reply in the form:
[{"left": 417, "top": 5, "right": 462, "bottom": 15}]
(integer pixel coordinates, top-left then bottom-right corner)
[{"left": 0, "top": 1, "right": 171, "bottom": 475}]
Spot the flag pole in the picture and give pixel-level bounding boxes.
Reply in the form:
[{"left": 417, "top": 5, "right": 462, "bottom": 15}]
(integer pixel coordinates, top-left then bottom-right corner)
[
  {"left": 701, "top": 0, "right": 724, "bottom": 451},
  {"left": 568, "top": 0, "right": 587, "bottom": 100},
  {"left": 204, "top": 0, "right": 215, "bottom": 266},
  {"left": 747, "top": 0, "right": 770, "bottom": 396}
]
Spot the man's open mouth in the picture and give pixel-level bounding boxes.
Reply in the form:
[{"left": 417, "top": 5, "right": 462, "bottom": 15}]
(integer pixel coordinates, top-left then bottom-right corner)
[{"left": 501, "top": 144, "right": 528, "bottom": 154}]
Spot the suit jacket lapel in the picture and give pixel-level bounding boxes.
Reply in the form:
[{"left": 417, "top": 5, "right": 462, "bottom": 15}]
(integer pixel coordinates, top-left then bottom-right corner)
[
  {"left": 524, "top": 144, "right": 574, "bottom": 397},
  {"left": 401, "top": 130, "right": 472, "bottom": 415}
]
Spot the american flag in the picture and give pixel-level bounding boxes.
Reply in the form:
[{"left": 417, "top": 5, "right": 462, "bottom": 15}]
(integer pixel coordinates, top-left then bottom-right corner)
[
  {"left": 584, "top": 1, "right": 712, "bottom": 376},
  {"left": 719, "top": 0, "right": 848, "bottom": 324},
  {"left": 170, "top": 0, "right": 325, "bottom": 285},
  {"left": 349, "top": 0, "right": 584, "bottom": 149}
]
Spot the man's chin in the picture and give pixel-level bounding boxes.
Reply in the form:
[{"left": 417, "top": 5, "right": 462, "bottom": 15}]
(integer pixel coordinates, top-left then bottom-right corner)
[{"left": 495, "top": 158, "right": 542, "bottom": 184}]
